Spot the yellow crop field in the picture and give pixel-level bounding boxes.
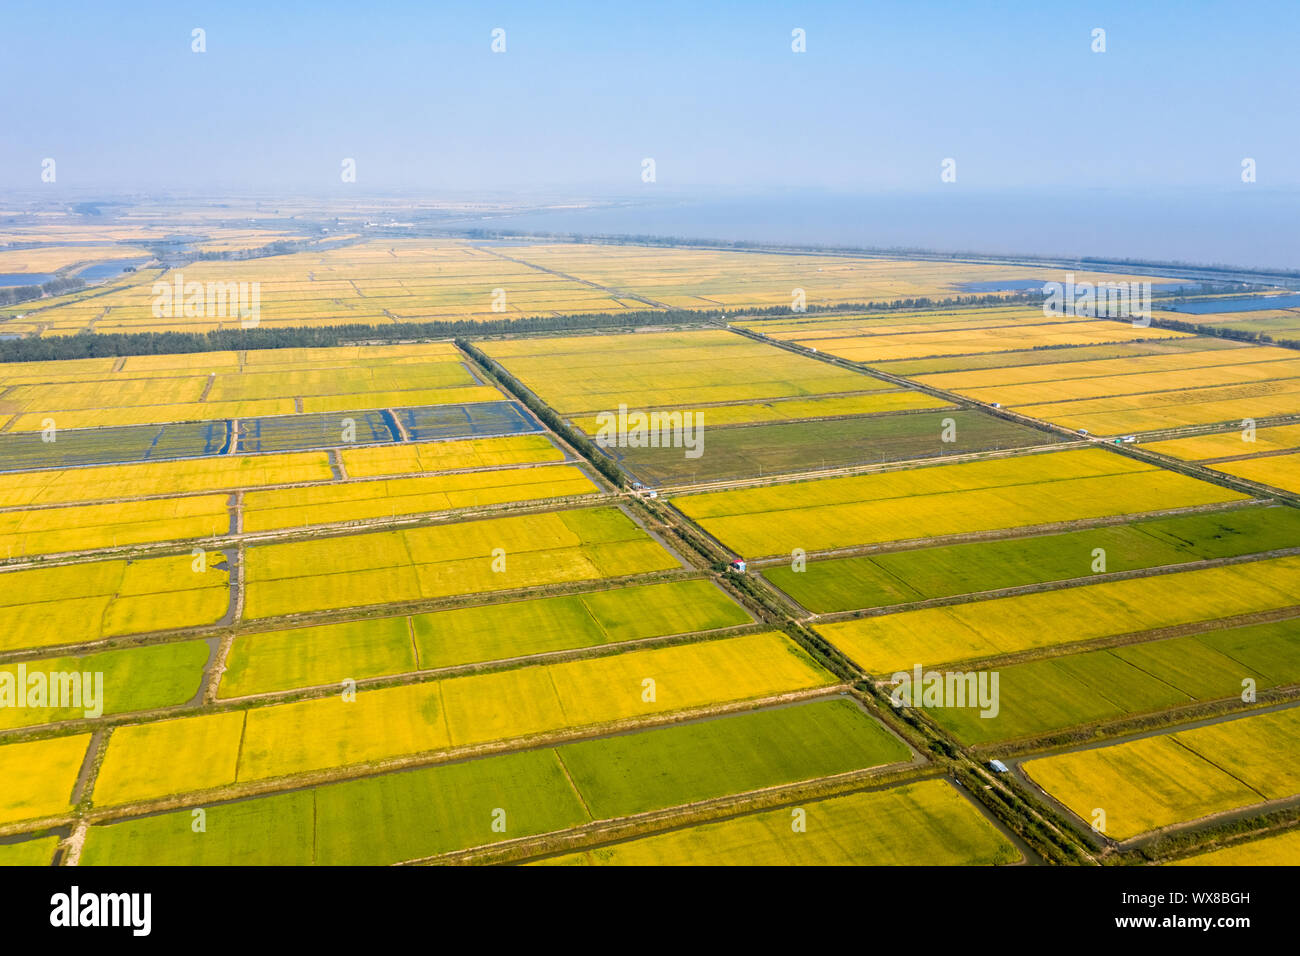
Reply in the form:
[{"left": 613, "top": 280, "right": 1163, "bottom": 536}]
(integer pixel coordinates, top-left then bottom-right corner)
[
  {"left": 240, "top": 342, "right": 463, "bottom": 366},
  {"left": 915, "top": 344, "right": 1297, "bottom": 392},
  {"left": 340, "top": 434, "right": 563, "bottom": 477},
  {"left": 946, "top": 358, "right": 1300, "bottom": 408},
  {"left": 243, "top": 506, "right": 679, "bottom": 618},
  {"left": 0, "top": 733, "right": 92, "bottom": 826},
  {"left": 29, "top": 239, "right": 634, "bottom": 335},
  {"left": 93, "top": 631, "right": 831, "bottom": 801},
  {"left": 1171, "top": 829, "right": 1300, "bottom": 866},
  {"left": 0, "top": 451, "right": 333, "bottom": 508},
  {"left": 1143, "top": 423, "right": 1300, "bottom": 461},
  {"left": 5, "top": 400, "right": 294, "bottom": 432},
  {"left": 483, "top": 243, "right": 1169, "bottom": 313},
  {"left": 1010, "top": 378, "right": 1300, "bottom": 435},
  {"left": 1022, "top": 707, "right": 1300, "bottom": 841},
  {"left": 242, "top": 464, "right": 597, "bottom": 531},
  {"left": 742, "top": 305, "right": 1098, "bottom": 338},
  {"left": 5, "top": 376, "right": 209, "bottom": 413},
  {"left": 0, "top": 341, "right": 504, "bottom": 430},
  {"left": 672, "top": 448, "right": 1246, "bottom": 556},
  {"left": 568, "top": 389, "right": 951, "bottom": 433},
  {"left": 483, "top": 329, "right": 883, "bottom": 413},
  {"left": 0, "top": 493, "right": 230, "bottom": 557},
  {"left": 818, "top": 554, "right": 1300, "bottom": 673},
  {"left": 441, "top": 630, "right": 832, "bottom": 748},
  {"left": 92, "top": 711, "right": 246, "bottom": 807},
  {"left": 540, "top": 779, "right": 1018, "bottom": 866},
  {"left": 1025, "top": 735, "right": 1259, "bottom": 841},
  {"left": 1211, "top": 452, "right": 1300, "bottom": 494},
  {"left": 204, "top": 361, "right": 476, "bottom": 402},
  {"left": 0, "top": 245, "right": 150, "bottom": 273},
  {"left": 758, "top": 320, "right": 1186, "bottom": 365},
  {"left": 813, "top": 319, "right": 1300, "bottom": 436},
  {"left": 0, "top": 552, "right": 230, "bottom": 652}
]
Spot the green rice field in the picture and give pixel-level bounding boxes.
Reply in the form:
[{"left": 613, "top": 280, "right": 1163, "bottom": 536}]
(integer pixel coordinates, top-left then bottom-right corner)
[
  {"left": 766, "top": 505, "right": 1300, "bottom": 613},
  {"left": 78, "top": 698, "right": 906, "bottom": 864}
]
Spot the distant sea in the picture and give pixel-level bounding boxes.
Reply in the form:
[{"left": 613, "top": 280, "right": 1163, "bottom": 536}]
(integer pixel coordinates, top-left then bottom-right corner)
[{"left": 479, "top": 190, "right": 1300, "bottom": 273}]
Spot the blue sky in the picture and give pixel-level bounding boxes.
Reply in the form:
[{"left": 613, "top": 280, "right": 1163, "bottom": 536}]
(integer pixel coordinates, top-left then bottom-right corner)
[{"left": 3, "top": 0, "right": 1297, "bottom": 194}]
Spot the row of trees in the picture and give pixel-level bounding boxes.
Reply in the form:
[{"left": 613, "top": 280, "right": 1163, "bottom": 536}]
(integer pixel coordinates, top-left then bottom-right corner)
[
  {"left": 0, "top": 308, "right": 712, "bottom": 362},
  {"left": 456, "top": 339, "right": 625, "bottom": 488},
  {"left": 0, "top": 275, "right": 86, "bottom": 307},
  {"left": 14, "top": 284, "right": 1290, "bottom": 363},
  {"left": 0, "top": 290, "right": 1055, "bottom": 362}
]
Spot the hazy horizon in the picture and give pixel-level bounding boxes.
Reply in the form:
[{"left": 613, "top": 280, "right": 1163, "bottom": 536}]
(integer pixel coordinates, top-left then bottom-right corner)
[
  {"left": 5, "top": 1, "right": 1297, "bottom": 191},
  {"left": 5, "top": 0, "right": 1299, "bottom": 268}
]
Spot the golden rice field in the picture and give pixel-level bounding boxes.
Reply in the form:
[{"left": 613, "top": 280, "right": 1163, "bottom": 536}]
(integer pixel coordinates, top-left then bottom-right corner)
[
  {"left": 483, "top": 329, "right": 885, "bottom": 413},
  {"left": 1022, "top": 707, "right": 1300, "bottom": 841},
  {"left": 741, "top": 305, "right": 1094, "bottom": 338},
  {"left": 752, "top": 318, "right": 1185, "bottom": 364},
  {"left": 817, "top": 554, "right": 1300, "bottom": 674},
  {"left": 0, "top": 452, "right": 333, "bottom": 508},
  {"left": 0, "top": 342, "right": 501, "bottom": 431},
  {"left": 486, "top": 243, "right": 1168, "bottom": 313},
  {"left": 0, "top": 551, "right": 230, "bottom": 652},
  {"left": 937, "top": 356, "right": 1300, "bottom": 407},
  {"left": 1210, "top": 451, "right": 1300, "bottom": 494},
  {"left": 671, "top": 448, "right": 1247, "bottom": 557},
  {"left": 0, "top": 431, "right": 587, "bottom": 557},
  {"left": 915, "top": 344, "right": 1296, "bottom": 393},
  {"left": 0, "top": 733, "right": 92, "bottom": 827},
  {"left": 539, "top": 778, "right": 1019, "bottom": 866},
  {"left": 1143, "top": 423, "right": 1300, "bottom": 461},
  {"left": 3, "top": 231, "right": 1178, "bottom": 335},
  {"left": 1141, "top": 423, "right": 1300, "bottom": 495},
  {"left": 26, "top": 239, "right": 636, "bottom": 335},
  {"left": 241, "top": 463, "right": 597, "bottom": 531},
  {"left": 188, "top": 231, "right": 296, "bottom": 253},
  {"left": 1170, "top": 828, "right": 1300, "bottom": 865},
  {"left": 905, "top": 338, "right": 1300, "bottom": 436},
  {"left": 242, "top": 506, "right": 680, "bottom": 619},
  {"left": 0, "top": 218, "right": 315, "bottom": 245},
  {"left": 0, "top": 245, "right": 152, "bottom": 274},
  {"left": 0, "top": 493, "right": 231, "bottom": 557},
  {"left": 0, "top": 435, "right": 561, "bottom": 510},
  {"left": 90, "top": 631, "right": 832, "bottom": 806},
  {"left": 743, "top": 306, "right": 1300, "bottom": 436},
  {"left": 1140, "top": 423, "right": 1300, "bottom": 495}
]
